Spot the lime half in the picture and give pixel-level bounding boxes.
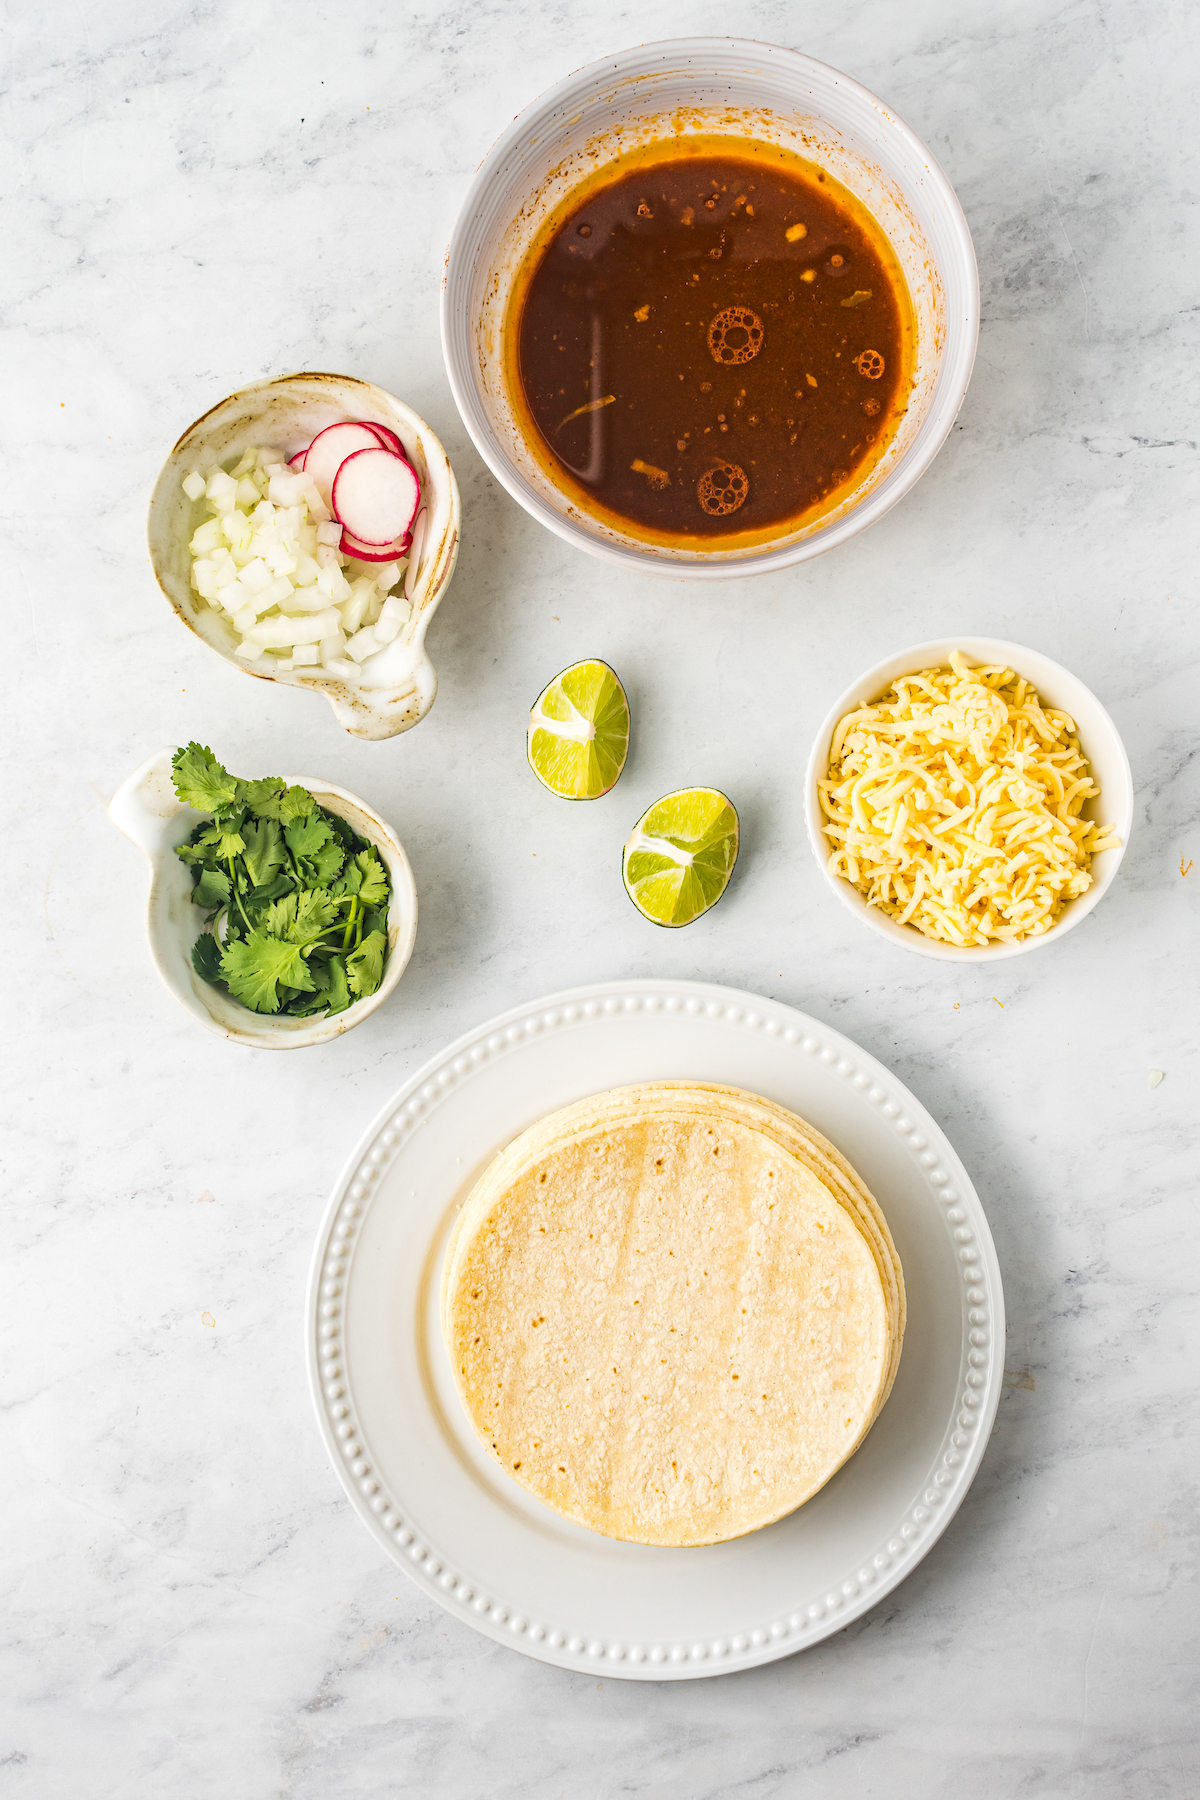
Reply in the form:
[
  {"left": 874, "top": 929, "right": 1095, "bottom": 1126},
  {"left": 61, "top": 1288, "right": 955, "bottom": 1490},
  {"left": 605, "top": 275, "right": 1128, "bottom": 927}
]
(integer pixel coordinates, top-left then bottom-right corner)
[
  {"left": 527, "top": 660, "right": 630, "bottom": 800},
  {"left": 622, "top": 787, "right": 739, "bottom": 927}
]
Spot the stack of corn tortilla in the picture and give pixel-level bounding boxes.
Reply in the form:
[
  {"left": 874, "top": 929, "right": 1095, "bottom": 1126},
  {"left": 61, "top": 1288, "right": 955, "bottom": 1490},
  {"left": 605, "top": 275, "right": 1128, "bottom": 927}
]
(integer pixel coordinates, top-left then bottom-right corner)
[{"left": 442, "top": 1082, "right": 905, "bottom": 1548}]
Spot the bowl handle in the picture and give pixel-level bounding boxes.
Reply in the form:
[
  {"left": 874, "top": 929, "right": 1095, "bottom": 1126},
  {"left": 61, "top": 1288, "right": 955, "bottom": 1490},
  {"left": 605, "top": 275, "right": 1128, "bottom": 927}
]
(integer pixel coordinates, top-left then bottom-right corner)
[{"left": 108, "top": 747, "right": 182, "bottom": 862}]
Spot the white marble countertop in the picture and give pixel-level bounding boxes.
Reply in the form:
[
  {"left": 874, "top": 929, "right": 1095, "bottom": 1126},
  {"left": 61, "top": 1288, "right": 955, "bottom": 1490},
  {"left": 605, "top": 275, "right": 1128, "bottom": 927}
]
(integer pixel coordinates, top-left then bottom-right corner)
[{"left": 5, "top": 0, "right": 1198, "bottom": 1793}]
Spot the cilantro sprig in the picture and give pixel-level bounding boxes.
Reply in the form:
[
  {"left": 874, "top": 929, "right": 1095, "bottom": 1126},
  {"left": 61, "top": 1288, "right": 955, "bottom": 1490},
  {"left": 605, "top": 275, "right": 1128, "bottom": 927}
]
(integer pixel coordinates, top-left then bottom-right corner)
[{"left": 171, "top": 743, "right": 391, "bottom": 1018}]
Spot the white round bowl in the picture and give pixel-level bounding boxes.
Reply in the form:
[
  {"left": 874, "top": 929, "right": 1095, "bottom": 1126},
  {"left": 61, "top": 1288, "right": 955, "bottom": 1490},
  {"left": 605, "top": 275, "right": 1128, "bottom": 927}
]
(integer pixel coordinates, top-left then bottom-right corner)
[
  {"left": 441, "top": 37, "right": 979, "bottom": 579},
  {"left": 148, "top": 372, "right": 461, "bottom": 740},
  {"left": 109, "top": 747, "right": 418, "bottom": 1047},
  {"left": 804, "top": 638, "right": 1134, "bottom": 962}
]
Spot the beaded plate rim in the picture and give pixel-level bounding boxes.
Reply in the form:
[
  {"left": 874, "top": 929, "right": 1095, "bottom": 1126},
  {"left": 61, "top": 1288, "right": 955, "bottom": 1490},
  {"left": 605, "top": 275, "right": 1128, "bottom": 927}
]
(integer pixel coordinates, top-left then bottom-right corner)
[{"left": 306, "top": 978, "right": 1004, "bottom": 1680}]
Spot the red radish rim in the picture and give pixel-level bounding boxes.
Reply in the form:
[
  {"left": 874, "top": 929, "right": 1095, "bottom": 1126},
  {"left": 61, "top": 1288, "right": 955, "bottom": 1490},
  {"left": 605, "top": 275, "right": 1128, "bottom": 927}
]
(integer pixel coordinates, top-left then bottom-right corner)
[
  {"left": 341, "top": 529, "right": 413, "bottom": 563},
  {"left": 332, "top": 447, "right": 420, "bottom": 545},
  {"left": 363, "top": 421, "right": 407, "bottom": 459},
  {"left": 304, "top": 422, "right": 392, "bottom": 509},
  {"left": 289, "top": 450, "right": 308, "bottom": 471}
]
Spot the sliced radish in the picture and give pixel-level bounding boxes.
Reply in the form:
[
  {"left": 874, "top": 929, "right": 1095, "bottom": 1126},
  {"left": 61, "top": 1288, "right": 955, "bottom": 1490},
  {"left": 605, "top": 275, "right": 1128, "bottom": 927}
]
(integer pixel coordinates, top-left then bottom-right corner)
[
  {"left": 304, "top": 422, "right": 390, "bottom": 510},
  {"left": 341, "top": 525, "right": 412, "bottom": 563},
  {"left": 288, "top": 450, "right": 308, "bottom": 471},
  {"left": 332, "top": 448, "right": 420, "bottom": 545},
  {"left": 363, "top": 421, "right": 407, "bottom": 460}
]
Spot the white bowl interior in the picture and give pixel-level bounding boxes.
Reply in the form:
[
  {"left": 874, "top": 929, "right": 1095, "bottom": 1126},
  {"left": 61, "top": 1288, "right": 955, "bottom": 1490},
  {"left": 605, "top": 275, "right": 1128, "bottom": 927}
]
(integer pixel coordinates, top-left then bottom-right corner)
[
  {"left": 804, "top": 638, "right": 1134, "bottom": 962},
  {"left": 147, "top": 373, "right": 461, "bottom": 740},
  {"left": 109, "top": 748, "right": 418, "bottom": 1047},
  {"left": 442, "top": 38, "right": 978, "bottom": 577}
]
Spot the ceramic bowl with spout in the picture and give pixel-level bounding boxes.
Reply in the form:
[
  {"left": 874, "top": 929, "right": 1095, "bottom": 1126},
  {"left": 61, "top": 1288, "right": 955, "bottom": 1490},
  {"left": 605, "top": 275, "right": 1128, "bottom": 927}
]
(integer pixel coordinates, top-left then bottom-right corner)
[
  {"left": 109, "top": 747, "right": 418, "bottom": 1048},
  {"left": 147, "top": 373, "right": 461, "bottom": 740}
]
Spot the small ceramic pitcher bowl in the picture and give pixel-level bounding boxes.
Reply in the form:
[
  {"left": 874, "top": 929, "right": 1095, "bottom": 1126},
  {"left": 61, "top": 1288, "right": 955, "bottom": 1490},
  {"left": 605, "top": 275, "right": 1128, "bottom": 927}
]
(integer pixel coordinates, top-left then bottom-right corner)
[
  {"left": 109, "top": 747, "right": 418, "bottom": 1047},
  {"left": 148, "top": 373, "right": 461, "bottom": 740}
]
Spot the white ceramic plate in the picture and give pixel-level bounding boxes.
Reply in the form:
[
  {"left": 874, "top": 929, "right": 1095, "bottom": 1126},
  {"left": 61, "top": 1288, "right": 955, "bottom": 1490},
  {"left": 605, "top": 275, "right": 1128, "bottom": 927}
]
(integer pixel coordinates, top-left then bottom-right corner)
[{"left": 307, "top": 980, "right": 1003, "bottom": 1679}]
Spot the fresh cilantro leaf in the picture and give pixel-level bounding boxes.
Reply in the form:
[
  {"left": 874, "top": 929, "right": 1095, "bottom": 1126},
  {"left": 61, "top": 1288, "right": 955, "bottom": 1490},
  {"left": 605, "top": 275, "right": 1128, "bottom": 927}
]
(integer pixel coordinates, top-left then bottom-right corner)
[
  {"left": 360, "top": 906, "right": 387, "bottom": 941},
  {"left": 285, "top": 952, "right": 352, "bottom": 1017},
  {"left": 331, "top": 849, "right": 388, "bottom": 903},
  {"left": 244, "top": 780, "right": 315, "bottom": 823},
  {"left": 292, "top": 888, "right": 337, "bottom": 940},
  {"left": 310, "top": 839, "right": 345, "bottom": 884},
  {"left": 191, "top": 932, "right": 225, "bottom": 986},
  {"left": 352, "top": 850, "right": 390, "bottom": 907},
  {"left": 326, "top": 811, "right": 362, "bottom": 855},
  {"left": 285, "top": 811, "right": 344, "bottom": 884},
  {"left": 219, "top": 932, "right": 314, "bottom": 1013},
  {"left": 282, "top": 982, "right": 326, "bottom": 1018},
  {"left": 346, "top": 929, "right": 386, "bottom": 999},
  {"left": 359, "top": 854, "right": 389, "bottom": 907},
  {"left": 172, "top": 743, "right": 240, "bottom": 815},
  {"left": 220, "top": 911, "right": 249, "bottom": 947},
  {"left": 242, "top": 776, "right": 286, "bottom": 817},
  {"left": 262, "top": 893, "right": 297, "bottom": 937},
  {"left": 284, "top": 812, "right": 334, "bottom": 861},
  {"left": 265, "top": 888, "right": 336, "bottom": 945},
  {"left": 331, "top": 858, "right": 362, "bottom": 897},
  {"left": 247, "top": 871, "right": 295, "bottom": 905},
  {"left": 241, "top": 816, "right": 285, "bottom": 888},
  {"left": 197, "top": 815, "right": 247, "bottom": 859},
  {"left": 278, "top": 784, "right": 317, "bottom": 823},
  {"left": 323, "top": 954, "right": 351, "bottom": 1015},
  {"left": 176, "top": 839, "right": 221, "bottom": 869},
  {"left": 192, "top": 866, "right": 231, "bottom": 912}
]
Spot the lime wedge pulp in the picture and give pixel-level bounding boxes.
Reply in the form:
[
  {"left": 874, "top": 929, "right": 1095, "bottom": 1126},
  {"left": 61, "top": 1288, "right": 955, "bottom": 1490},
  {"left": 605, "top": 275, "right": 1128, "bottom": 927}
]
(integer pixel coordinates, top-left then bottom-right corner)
[
  {"left": 527, "top": 660, "right": 630, "bottom": 800},
  {"left": 622, "top": 787, "right": 740, "bottom": 927}
]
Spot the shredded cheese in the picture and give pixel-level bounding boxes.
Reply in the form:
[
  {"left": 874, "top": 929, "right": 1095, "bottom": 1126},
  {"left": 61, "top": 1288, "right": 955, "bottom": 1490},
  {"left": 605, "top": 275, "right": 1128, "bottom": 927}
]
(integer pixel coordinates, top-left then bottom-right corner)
[{"left": 818, "top": 651, "right": 1121, "bottom": 946}]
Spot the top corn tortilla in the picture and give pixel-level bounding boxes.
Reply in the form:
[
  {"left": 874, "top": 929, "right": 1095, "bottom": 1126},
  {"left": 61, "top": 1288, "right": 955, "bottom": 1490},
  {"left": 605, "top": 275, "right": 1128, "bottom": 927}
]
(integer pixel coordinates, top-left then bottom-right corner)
[
  {"left": 444, "top": 1088, "right": 901, "bottom": 1547},
  {"left": 447, "top": 1083, "right": 905, "bottom": 1406}
]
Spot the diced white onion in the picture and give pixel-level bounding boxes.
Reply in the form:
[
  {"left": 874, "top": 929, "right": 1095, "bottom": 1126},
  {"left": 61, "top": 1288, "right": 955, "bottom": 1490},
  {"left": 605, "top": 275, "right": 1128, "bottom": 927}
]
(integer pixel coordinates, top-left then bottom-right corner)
[
  {"left": 346, "top": 625, "right": 381, "bottom": 662},
  {"left": 246, "top": 606, "right": 342, "bottom": 647},
  {"left": 267, "top": 472, "right": 306, "bottom": 507},
  {"left": 182, "top": 446, "right": 383, "bottom": 681},
  {"left": 260, "top": 575, "right": 294, "bottom": 609},
  {"left": 301, "top": 479, "right": 331, "bottom": 523},
  {"left": 280, "top": 585, "right": 339, "bottom": 615},
  {"left": 318, "top": 564, "right": 352, "bottom": 603},
  {"left": 238, "top": 558, "right": 271, "bottom": 593},
  {"left": 206, "top": 470, "right": 238, "bottom": 505},
  {"left": 380, "top": 593, "right": 411, "bottom": 625}
]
